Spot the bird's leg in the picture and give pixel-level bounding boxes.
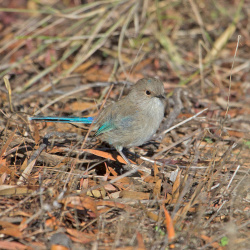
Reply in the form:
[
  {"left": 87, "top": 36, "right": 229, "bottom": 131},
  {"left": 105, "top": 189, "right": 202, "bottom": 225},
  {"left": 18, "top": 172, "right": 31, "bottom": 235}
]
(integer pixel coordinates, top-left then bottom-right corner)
[
  {"left": 116, "top": 146, "right": 133, "bottom": 167},
  {"left": 116, "top": 146, "right": 152, "bottom": 175},
  {"left": 115, "top": 146, "right": 143, "bottom": 176}
]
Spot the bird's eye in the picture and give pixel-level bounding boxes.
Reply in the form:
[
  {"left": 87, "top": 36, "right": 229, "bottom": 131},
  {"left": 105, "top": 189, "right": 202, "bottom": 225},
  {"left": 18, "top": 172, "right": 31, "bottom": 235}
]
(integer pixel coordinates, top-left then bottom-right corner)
[{"left": 145, "top": 90, "right": 151, "bottom": 95}]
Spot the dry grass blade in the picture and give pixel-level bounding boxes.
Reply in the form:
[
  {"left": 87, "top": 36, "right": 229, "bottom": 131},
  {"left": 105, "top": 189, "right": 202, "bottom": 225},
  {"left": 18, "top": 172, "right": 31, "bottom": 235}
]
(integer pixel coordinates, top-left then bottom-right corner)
[
  {"left": 118, "top": 2, "right": 139, "bottom": 79},
  {"left": 3, "top": 76, "right": 14, "bottom": 113}
]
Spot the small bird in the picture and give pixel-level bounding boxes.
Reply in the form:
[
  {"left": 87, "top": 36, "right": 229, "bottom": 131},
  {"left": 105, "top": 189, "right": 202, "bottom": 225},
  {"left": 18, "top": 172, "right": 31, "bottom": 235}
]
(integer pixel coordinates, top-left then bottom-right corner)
[{"left": 29, "top": 78, "right": 166, "bottom": 165}]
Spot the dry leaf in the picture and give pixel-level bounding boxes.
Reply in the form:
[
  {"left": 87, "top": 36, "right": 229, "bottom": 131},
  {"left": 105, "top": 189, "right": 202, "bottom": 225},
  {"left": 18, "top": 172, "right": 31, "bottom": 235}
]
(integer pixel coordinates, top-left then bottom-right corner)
[
  {"left": 82, "top": 149, "right": 136, "bottom": 164},
  {"left": 120, "top": 190, "right": 150, "bottom": 200},
  {"left": 66, "top": 228, "right": 95, "bottom": 244},
  {"left": 172, "top": 170, "right": 181, "bottom": 203},
  {"left": 62, "top": 196, "right": 98, "bottom": 217},
  {"left": 163, "top": 205, "right": 175, "bottom": 241},
  {"left": 0, "top": 241, "right": 29, "bottom": 250},
  {"left": 153, "top": 179, "right": 162, "bottom": 198}
]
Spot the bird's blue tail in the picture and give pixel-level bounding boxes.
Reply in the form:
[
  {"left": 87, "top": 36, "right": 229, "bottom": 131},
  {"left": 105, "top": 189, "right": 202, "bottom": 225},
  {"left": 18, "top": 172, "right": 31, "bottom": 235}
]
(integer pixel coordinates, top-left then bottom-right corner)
[{"left": 29, "top": 116, "right": 94, "bottom": 124}]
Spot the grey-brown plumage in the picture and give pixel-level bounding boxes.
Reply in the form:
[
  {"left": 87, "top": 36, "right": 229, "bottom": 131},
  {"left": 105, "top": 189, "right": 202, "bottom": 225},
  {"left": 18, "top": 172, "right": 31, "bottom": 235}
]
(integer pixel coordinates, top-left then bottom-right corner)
[{"left": 93, "top": 77, "right": 165, "bottom": 163}]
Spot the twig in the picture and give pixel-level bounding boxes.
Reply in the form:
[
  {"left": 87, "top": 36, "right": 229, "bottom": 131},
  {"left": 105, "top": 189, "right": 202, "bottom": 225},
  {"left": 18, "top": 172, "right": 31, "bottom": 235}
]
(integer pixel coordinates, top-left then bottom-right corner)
[
  {"left": 227, "top": 165, "right": 241, "bottom": 189},
  {"left": 161, "top": 109, "right": 208, "bottom": 136},
  {"left": 153, "top": 129, "right": 202, "bottom": 159}
]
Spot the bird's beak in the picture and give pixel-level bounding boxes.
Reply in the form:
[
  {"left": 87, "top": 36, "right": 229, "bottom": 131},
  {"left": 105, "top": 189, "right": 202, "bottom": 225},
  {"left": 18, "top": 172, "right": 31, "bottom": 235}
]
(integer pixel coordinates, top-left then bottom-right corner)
[{"left": 156, "top": 94, "right": 166, "bottom": 100}]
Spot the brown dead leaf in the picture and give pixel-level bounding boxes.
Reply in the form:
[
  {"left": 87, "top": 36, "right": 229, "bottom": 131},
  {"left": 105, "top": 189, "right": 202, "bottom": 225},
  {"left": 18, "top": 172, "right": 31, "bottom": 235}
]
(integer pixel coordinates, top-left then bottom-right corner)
[
  {"left": 87, "top": 188, "right": 106, "bottom": 198},
  {"left": 62, "top": 196, "right": 98, "bottom": 217},
  {"left": 119, "top": 190, "right": 150, "bottom": 200},
  {"left": 133, "top": 58, "right": 153, "bottom": 72},
  {"left": 104, "top": 183, "right": 116, "bottom": 191},
  {"left": 108, "top": 166, "right": 118, "bottom": 176},
  {"left": 0, "top": 185, "right": 36, "bottom": 196},
  {"left": 0, "top": 164, "right": 12, "bottom": 174},
  {"left": 226, "top": 130, "right": 245, "bottom": 138},
  {"left": 45, "top": 216, "right": 58, "bottom": 230},
  {"left": 163, "top": 193, "right": 173, "bottom": 205},
  {"left": 66, "top": 228, "right": 96, "bottom": 244},
  {"left": 153, "top": 162, "right": 159, "bottom": 177},
  {"left": 136, "top": 232, "right": 146, "bottom": 250},
  {"left": 70, "top": 102, "right": 95, "bottom": 111},
  {"left": 62, "top": 59, "right": 96, "bottom": 72},
  {"left": 153, "top": 179, "right": 162, "bottom": 198},
  {"left": 82, "top": 149, "right": 136, "bottom": 165},
  {"left": 0, "top": 241, "right": 30, "bottom": 250},
  {"left": 145, "top": 210, "right": 158, "bottom": 222},
  {"left": 138, "top": 203, "right": 159, "bottom": 221},
  {"left": 108, "top": 175, "right": 131, "bottom": 184},
  {"left": 143, "top": 175, "right": 156, "bottom": 183},
  {"left": 84, "top": 68, "right": 110, "bottom": 82},
  {"left": 200, "top": 235, "right": 221, "bottom": 249},
  {"left": 163, "top": 205, "right": 175, "bottom": 241},
  {"left": 0, "top": 227, "right": 22, "bottom": 238},
  {"left": 51, "top": 245, "right": 69, "bottom": 250},
  {"left": 0, "top": 221, "right": 19, "bottom": 228},
  {"left": 172, "top": 170, "right": 181, "bottom": 203},
  {"left": 18, "top": 218, "right": 28, "bottom": 232}
]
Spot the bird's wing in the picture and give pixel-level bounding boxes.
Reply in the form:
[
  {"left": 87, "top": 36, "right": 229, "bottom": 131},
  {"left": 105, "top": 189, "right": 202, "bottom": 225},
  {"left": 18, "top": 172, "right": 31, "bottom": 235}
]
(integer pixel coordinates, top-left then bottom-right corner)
[
  {"left": 95, "top": 121, "right": 115, "bottom": 136},
  {"left": 94, "top": 100, "right": 137, "bottom": 136}
]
